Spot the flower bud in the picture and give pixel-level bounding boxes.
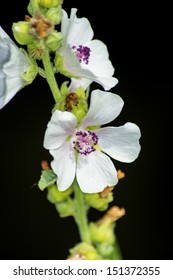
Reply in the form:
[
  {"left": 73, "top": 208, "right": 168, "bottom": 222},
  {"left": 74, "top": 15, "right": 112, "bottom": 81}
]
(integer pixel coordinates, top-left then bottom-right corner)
[
  {"left": 12, "top": 22, "right": 33, "bottom": 45},
  {"left": 47, "top": 184, "right": 73, "bottom": 203},
  {"left": 85, "top": 191, "right": 113, "bottom": 211},
  {"left": 68, "top": 242, "right": 102, "bottom": 260},
  {"left": 38, "top": 0, "right": 63, "bottom": 8},
  {"left": 96, "top": 242, "right": 115, "bottom": 259},
  {"left": 89, "top": 220, "right": 115, "bottom": 245},
  {"left": 45, "top": 31, "right": 63, "bottom": 51},
  {"left": 45, "top": 6, "right": 62, "bottom": 25},
  {"left": 55, "top": 198, "right": 75, "bottom": 217}
]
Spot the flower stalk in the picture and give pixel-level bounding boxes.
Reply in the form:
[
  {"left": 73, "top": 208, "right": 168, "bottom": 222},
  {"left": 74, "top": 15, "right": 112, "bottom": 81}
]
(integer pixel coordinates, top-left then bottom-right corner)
[
  {"left": 73, "top": 178, "right": 91, "bottom": 244},
  {"left": 42, "top": 49, "right": 61, "bottom": 102}
]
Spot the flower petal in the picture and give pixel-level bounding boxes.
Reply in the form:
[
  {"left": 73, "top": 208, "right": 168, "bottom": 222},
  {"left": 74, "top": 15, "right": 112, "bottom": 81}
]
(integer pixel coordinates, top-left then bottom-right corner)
[
  {"left": 1, "top": 76, "right": 26, "bottom": 107},
  {"left": 3, "top": 44, "right": 29, "bottom": 77},
  {"left": 81, "top": 39, "right": 118, "bottom": 90},
  {"left": 44, "top": 110, "right": 77, "bottom": 150},
  {"left": 0, "top": 73, "right": 6, "bottom": 107},
  {"left": 76, "top": 150, "right": 118, "bottom": 193},
  {"left": 69, "top": 77, "right": 92, "bottom": 92},
  {"left": 50, "top": 141, "right": 76, "bottom": 191},
  {"left": 0, "top": 40, "right": 10, "bottom": 66},
  {"left": 61, "top": 8, "right": 94, "bottom": 47},
  {"left": 80, "top": 89, "right": 124, "bottom": 128},
  {"left": 96, "top": 123, "right": 141, "bottom": 162},
  {"left": 60, "top": 10, "right": 117, "bottom": 91},
  {"left": 63, "top": 40, "right": 118, "bottom": 91},
  {"left": 0, "top": 27, "right": 30, "bottom": 108},
  {"left": 60, "top": 43, "right": 94, "bottom": 78}
]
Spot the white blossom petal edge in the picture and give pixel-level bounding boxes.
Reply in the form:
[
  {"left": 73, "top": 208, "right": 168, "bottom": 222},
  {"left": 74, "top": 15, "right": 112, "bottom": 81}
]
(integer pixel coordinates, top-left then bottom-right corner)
[
  {"left": 0, "top": 26, "right": 30, "bottom": 109},
  {"left": 43, "top": 90, "right": 141, "bottom": 193},
  {"left": 60, "top": 8, "right": 118, "bottom": 91}
]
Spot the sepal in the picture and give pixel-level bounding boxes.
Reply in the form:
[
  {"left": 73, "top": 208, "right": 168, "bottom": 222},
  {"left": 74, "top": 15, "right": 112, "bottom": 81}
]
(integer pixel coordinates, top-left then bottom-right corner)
[{"left": 20, "top": 50, "right": 38, "bottom": 84}]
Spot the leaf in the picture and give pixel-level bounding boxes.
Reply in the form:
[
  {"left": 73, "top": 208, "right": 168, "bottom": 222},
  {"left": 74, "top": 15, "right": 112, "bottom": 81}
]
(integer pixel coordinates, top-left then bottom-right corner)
[{"left": 38, "top": 169, "right": 57, "bottom": 191}]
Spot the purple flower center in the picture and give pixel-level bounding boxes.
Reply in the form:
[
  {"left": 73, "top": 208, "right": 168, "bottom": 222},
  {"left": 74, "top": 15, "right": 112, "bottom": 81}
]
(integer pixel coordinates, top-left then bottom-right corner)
[
  {"left": 73, "top": 130, "right": 98, "bottom": 155},
  {"left": 72, "top": 45, "right": 91, "bottom": 64}
]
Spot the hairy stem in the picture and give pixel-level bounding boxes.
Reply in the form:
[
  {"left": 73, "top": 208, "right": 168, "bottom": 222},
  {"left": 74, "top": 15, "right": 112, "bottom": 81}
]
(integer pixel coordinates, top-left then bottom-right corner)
[
  {"left": 42, "top": 49, "right": 61, "bottom": 102},
  {"left": 73, "top": 179, "right": 91, "bottom": 244}
]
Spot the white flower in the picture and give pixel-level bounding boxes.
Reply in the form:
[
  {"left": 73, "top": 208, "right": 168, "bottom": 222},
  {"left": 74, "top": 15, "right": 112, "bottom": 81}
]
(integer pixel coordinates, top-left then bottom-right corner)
[
  {"left": 0, "top": 26, "right": 30, "bottom": 109},
  {"left": 59, "top": 8, "right": 118, "bottom": 91},
  {"left": 44, "top": 89, "right": 141, "bottom": 193}
]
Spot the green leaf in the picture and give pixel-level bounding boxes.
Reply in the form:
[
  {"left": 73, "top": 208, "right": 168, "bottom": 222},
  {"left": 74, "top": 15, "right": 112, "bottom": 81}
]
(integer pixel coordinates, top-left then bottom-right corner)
[{"left": 38, "top": 169, "right": 57, "bottom": 191}]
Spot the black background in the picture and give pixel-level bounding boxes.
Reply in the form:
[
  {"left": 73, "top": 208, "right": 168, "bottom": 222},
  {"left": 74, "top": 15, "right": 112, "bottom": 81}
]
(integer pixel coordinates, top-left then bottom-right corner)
[{"left": 0, "top": 0, "right": 172, "bottom": 260}]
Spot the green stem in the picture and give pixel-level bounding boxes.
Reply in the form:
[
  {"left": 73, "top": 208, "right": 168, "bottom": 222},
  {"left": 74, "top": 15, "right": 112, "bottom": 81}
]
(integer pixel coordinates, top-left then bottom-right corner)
[
  {"left": 73, "top": 179, "right": 91, "bottom": 244},
  {"left": 42, "top": 49, "right": 61, "bottom": 103}
]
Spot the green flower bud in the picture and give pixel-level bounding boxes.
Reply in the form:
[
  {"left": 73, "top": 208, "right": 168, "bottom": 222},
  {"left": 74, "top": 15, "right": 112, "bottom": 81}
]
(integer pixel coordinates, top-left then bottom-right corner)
[
  {"left": 45, "top": 6, "right": 62, "bottom": 25},
  {"left": 55, "top": 198, "right": 75, "bottom": 217},
  {"left": 89, "top": 220, "right": 115, "bottom": 245},
  {"left": 85, "top": 192, "right": 113, "bottom": 211},
  {"left": 38, "top": 0, "right": 62, "bottom": 8},
  {"left": 96, "top": 242, "right": 115, "bottom": 259},
  {"left": 47, "top": 184, "right": 73, "bottom": 203},
  {"left": 45, "top": 31, "right": 63, "bottom": 51},
  {"left": 12, "top": 22, "right": 33, "bottom": 45},
  {"left": 68, "top": 242, "right": 102, "bottom": 260}
]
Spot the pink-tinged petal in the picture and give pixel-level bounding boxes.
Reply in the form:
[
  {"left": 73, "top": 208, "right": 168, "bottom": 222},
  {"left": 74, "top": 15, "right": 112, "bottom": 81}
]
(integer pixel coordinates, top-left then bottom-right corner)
[
  {"left": 50, "top": 141, "right": 76, "bottom": 191},
  {"left": 65, "top": 40, "right": 118, "bottom": 90},
  {"left": 60, "top": 10, "right": 117, "bottom": 90},
  {"left": 80, "top": 90, "right": 124, "bottom": 129},
  {"left": 96, "top": 123, "right": 141, "bottom": 162},
  {"left": 61, "top": 44, "right": 117, "bottom": 91},
  {"left": 61, "top": 9, "right": 94, "bottom": 46},
  {"left": 60, "top": 43, "right": 95, "bottom": 78},
  {"left": 43, "top": 110, "right": 77, "bottom": 150},
  {"left": 76, "top": 150, "right": 118, "bottom": 193}
]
